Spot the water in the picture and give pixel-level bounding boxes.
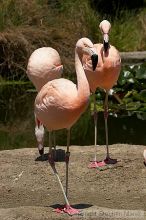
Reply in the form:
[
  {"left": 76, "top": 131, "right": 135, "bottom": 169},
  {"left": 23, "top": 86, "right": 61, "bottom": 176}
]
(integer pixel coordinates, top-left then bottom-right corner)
[{"left": 0, "top": 83, "right": 146, "bottom": 151}]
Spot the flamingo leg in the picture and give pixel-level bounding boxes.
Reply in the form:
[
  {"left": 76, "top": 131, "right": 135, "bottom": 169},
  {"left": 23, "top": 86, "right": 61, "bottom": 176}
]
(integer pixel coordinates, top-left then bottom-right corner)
[
  {"left": 104, "top": 91, "right": 109, "bottom": 158},
  {"left": 52, "top": 131, "right": 57, "bottom": 160},
  {"left": 88, "top": 93, "right": 105, "bottom": 168},
  {"left": 53, "top": 131, "right": 56, "bottom": 150},
  {"left": 103, "top": 91, "right": 117, "bottom": 165},
  {"left": 62, "top": 129, "right": 80, "bottom": 215},
  {"left": 93, "top": 93, "right": 98, "bottom": 162},
  {"left": 65, "top": 129, "right": 70, "bottom": 197},
  {"left": 48, "top": 132, "right": 69, "bottom": 205},
  {"left": 34, "top": 114, "right": 44, "bottom": 156},
  {"left": 48, "top": 130, "right": 80, "bottom": 216}
]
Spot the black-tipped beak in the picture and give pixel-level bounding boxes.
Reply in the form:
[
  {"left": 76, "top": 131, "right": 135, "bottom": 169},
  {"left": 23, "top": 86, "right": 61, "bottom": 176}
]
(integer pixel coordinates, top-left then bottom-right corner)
[
  {"left": 91, "top": 54, "right": 98, "bottom": 71},
  {"left": 103, "top": 40, "right": 109, "bottom": 53},
  {"left": 39, "top": 148, "right": 44, "bottom": 156}
]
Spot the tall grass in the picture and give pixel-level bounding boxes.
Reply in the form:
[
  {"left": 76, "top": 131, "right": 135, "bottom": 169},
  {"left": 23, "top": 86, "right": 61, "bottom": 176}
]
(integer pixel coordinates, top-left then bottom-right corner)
[
  {"left": 51, "top": 0, "right": 146, "bottom": 51},
  {"left": 0, "top": 0, "right": 27, "bottom": 30},
  {"left": 0, "top": 0, "right": 49, "bottom": 31},
  {"left": 0, "top": 0, "right": 146, "bottom": 82},
  {"left": 110, "top": 10, "right": 146, "bottom": 51}
]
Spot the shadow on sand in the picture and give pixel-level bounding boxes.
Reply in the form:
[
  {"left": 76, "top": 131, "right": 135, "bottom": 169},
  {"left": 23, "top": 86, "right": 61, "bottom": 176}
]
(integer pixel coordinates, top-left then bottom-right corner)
[{"left": 35, "top": 149, "right": 66, "bottom": 162}]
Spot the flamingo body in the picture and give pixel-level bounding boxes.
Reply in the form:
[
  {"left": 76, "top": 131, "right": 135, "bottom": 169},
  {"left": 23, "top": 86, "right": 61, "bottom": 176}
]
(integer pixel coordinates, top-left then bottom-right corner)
[
  {"left": 83, "top": 43, "right": 121, "bottom": 92},
  {"left": 27, "top": 47, "right": 63, "bottom": 91},
  {"left": 35, "top": 78, "right": 89, "bottom": 131}
]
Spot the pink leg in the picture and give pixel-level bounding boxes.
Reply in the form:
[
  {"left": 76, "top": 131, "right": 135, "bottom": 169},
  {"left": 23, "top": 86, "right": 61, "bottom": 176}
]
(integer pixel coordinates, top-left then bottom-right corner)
[
  {"left": 88, "top": 94, "right": 104, "bottom": 168},
  {"left": 49, "top": 130, "right": 80, "bottom": 216},
  {"left": 49, "top": 152, "right": 79, "bottom": 215},
  {"left": 103, "top": 91, "right": 117, "bottom": 165}
]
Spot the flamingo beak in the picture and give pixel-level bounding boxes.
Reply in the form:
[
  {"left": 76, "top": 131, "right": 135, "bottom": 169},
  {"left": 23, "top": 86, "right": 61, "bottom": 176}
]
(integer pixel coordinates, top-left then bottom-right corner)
[
  {"left": 103, "top": 34, "right": 109, "bottom": 53},
  {"left": 91, "top": 54, "right": 98, "bottom": 71}
]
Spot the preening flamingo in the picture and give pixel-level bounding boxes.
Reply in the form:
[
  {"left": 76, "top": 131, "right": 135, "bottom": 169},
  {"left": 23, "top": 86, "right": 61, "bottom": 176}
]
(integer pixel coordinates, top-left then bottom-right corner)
[
  {"left": 34, "top": 38, "right": 98, "bottom": 215},
  {"left": 27, "top": 47, "right": 63, "bottom": 155},
  {"left": 83, "top": 20, "right": 121, "bottom": 168}
]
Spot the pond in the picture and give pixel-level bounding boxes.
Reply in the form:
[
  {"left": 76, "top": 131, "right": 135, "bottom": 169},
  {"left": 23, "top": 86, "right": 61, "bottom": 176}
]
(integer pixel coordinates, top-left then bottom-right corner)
[{"left": 0, "top": 79, "right": 146, "bottom": 151}]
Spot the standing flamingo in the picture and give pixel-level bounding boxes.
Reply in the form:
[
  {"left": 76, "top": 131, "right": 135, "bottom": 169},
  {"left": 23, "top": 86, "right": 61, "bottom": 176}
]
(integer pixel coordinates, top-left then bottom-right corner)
[
  {"left": 34, "top": 38, "right": 98, "bottom": 215},
  {"left": 83, "top": 20, "right": 121, "bottom": 168},
  {"left": 27, "top": 47, "right": 63, "bottom": 155}
]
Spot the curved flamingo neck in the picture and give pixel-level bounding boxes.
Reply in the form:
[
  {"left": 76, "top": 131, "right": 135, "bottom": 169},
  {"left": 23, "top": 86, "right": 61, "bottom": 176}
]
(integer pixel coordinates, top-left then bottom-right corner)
[{"left": 75, "top": 49, "right": 90, "bottom": 101}]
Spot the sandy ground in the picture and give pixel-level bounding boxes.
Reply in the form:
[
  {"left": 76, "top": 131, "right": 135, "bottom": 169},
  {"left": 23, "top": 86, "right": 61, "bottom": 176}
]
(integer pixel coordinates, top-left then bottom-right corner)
[{"left": 0, "top": 144, "right": 146, "bottom": 220}]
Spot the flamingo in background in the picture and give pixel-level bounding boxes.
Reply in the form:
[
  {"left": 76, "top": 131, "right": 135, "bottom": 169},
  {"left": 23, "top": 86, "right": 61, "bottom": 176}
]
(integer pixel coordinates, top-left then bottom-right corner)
[
  {"left": 27, "top": 47, "right": 63, "bottom": 155},
  {"left": 34, "top": 38, "right": 98, "bottom": 215},
  {"left": 83, "top": 20, "right": 121, "bottom": 168}
]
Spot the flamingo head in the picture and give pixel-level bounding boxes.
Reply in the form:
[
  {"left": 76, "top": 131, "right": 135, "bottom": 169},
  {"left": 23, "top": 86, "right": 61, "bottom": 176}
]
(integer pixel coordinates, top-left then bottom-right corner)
[
  {"left": 99, "top": 20, "right": 111, "bottom": 53},
  {"left": 76, "top": 37, "right": 98, "bottom": 71}
]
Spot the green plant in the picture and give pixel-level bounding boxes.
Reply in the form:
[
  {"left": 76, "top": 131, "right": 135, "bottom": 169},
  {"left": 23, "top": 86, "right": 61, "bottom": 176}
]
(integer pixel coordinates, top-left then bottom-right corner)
[{"left": 93, "top": 63, "right": 146, "bottom": 120}]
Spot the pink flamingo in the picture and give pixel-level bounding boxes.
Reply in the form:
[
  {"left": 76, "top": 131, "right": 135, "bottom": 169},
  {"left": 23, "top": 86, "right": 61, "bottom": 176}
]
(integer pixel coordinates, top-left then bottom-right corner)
[
  {"left": 27, "top": 47, "right": 63, "bottom": 155},
  {"left": 83, "top": 20, "right": 121, "bottom": 168},
  {"left": 34, "top": 38, "right": 98, "bottom": 215}
]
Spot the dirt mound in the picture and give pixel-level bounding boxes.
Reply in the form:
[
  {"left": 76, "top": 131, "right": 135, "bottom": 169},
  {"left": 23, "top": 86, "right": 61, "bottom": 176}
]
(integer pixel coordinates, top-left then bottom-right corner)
[{"left": 0, "top": 144, "right": 146, "bottom": 219}]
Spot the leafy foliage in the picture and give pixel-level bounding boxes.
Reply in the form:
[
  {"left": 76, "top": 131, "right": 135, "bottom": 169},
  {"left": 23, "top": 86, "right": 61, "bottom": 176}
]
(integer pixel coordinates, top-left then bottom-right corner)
[{"left": 94, "top": 63, "right": 146, "bottom": 120}]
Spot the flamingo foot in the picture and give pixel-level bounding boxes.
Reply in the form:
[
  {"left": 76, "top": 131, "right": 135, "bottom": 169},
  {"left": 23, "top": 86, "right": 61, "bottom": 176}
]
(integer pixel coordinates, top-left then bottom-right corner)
[
  {"left": 104, "top": 157, "right": 117, "bottom": 165},
  {"left": 88, "top": 160, "right": 106, "bottom": 168},
  {"left": 55, "top": 205, "right": 80, "bottom": 216}
]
